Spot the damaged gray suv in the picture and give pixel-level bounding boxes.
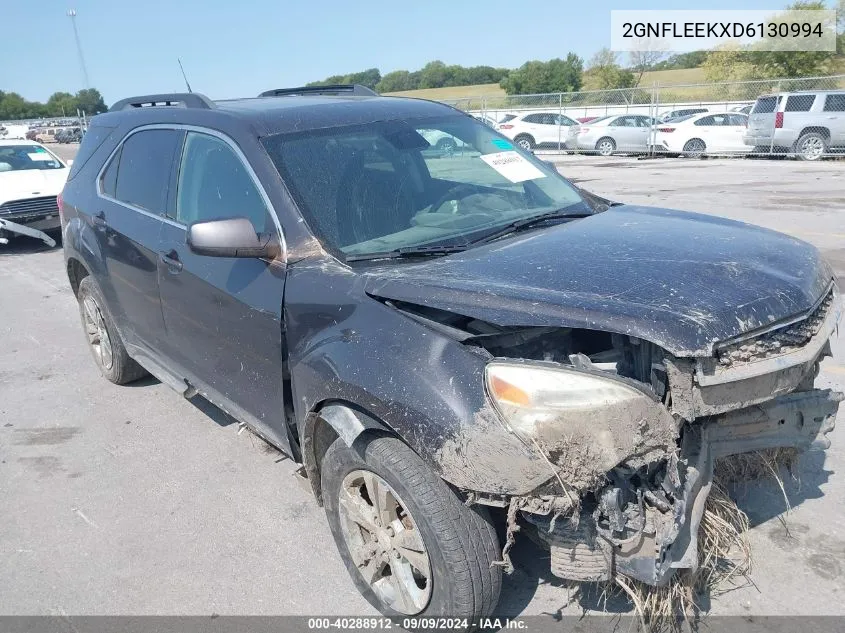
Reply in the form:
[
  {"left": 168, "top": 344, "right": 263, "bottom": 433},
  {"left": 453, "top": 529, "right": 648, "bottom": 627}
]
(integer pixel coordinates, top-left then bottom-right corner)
[{"left": 60, "top": 86, "right": 842, "bottom": 619}]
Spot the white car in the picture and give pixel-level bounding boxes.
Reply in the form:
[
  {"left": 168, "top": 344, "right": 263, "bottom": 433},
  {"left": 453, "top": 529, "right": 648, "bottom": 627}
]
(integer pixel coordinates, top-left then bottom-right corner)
[
  {"left": 566, "top": 114, "right": 656, "bottom": 156},
  {"left": 497, "top": 111, "right": 577, "bottom": 150},
  {"left": 653, "top": 112, "right": 750, "bottom": 157},
  {"left": 0, "top": 140, "right": 70, "bottom": 245}
]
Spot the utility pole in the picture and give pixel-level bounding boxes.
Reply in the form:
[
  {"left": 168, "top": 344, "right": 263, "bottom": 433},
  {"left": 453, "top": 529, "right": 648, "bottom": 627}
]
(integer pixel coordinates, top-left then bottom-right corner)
[{"left": 67, "top": 9, "right": 90, "bottom": 89}]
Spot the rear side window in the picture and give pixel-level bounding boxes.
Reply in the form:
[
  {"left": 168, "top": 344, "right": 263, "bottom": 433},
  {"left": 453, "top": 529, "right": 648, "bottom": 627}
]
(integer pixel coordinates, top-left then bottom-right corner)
[
  {"left": 694, "top": 116, "right": 716, "bottom": 126},
  {"left": 753, "top": 97, "right": 780, "bottom": 113},
  {"left": 113, "top": 129, "right": 183, "bottom": 214},
  {"left": 824, "top": 94, "right": 845, "bottom": 112},
  {"left": 66, "top": 123, "right": 115, "bottom": 181},
  {"left": 785, "top": 95, "right": 815, "bottom": 112},
  {"left": 100, "top": 146, "right": 121, "bottom": 197}
]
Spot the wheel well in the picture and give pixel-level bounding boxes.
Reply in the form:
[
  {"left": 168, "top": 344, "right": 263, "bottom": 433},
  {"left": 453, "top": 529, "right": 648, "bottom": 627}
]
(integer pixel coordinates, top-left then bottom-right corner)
[
  {"left": 596, "top": 136, "right": 615, "bottom": 145},
  {"left": 514, "top": 133, "right": 533, "bottom": 141},
  {"left": 798, "top": 127, "right": 830, "bottom": 139},
  {"left": 304, "top": 401, "right": 397, "bottom": 505},
  {"left": 67, "top": 258, "right": 89, "bottom": 297},
  {"left": 685, "top": 137, "right": 705, "bottom": 146}
]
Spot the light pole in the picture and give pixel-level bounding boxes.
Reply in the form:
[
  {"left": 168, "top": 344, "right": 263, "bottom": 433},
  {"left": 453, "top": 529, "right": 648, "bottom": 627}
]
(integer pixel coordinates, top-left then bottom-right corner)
[{"left": 67, "top": 9, "right": 90, "bottom": 89}]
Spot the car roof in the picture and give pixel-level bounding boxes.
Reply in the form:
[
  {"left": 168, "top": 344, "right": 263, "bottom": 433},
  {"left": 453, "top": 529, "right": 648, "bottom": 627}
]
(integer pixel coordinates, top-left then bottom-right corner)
[
  {"left": 94, "top": 90, "right": 464, "bottom": 137},
  {"left": 758, "top": 89, "right": 845, "bottom": 98},
  {"left": 0, "top": 139, "right": 40, "bottom": 146}
]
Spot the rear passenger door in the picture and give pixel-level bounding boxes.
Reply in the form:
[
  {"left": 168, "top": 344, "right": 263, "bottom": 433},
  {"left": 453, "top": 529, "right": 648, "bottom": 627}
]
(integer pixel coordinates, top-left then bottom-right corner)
[
  {"left": 156, "top": 130, "right": 291, "bottom": 452},
  {"left": 96, "top": 128, "right": 183, "bottom": 352}
]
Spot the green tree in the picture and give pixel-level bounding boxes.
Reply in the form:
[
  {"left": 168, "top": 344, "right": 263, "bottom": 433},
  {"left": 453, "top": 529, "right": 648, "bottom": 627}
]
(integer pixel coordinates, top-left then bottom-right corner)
[
  {"left": 583, "top": 48, "right": 637, "bottom": 90},
  {"left": 418, "top": 61, "right": 449, "bottom": 89},
  {"left": 745, "top": 1, "right": 836, "bottom": 77},
  {"left": 499, "top": 55, "right": 583, "bottom": 95},
  {"left": 46, "top": 91, "right": 78, "bottom": 117},
  {"left": 75, "top": 88, "right": 107, "bottom": 115},
  {"left": 628, "top": 49, "right": 666, "bottom": 84},
  {"left": 377, "top": 70, "right": 417, "bottom": 92}
]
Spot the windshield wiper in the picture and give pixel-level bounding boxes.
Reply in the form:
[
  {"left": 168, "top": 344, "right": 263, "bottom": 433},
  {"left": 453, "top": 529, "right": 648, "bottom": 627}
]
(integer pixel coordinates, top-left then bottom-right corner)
[
  {"left": 468, "top": 209, "right": 594, "bottom": 246},
  {"left": 345, "top": 244, "right": 468, "bottom": 263}
]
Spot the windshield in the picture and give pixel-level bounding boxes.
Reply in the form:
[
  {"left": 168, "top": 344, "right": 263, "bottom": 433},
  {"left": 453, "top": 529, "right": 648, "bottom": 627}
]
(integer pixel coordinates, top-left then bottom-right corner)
[
  {"left": 0, "top": 145, "right": 64, "bottom": 172},
  {"left": 263, "top": 115, "right": 588, "bottom": 260}
]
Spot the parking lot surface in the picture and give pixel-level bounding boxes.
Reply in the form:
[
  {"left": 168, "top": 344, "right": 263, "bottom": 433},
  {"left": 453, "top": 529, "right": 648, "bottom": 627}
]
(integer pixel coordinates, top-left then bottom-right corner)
[{"left": 2, "top": 146, "right": 844, "bottom": 617}]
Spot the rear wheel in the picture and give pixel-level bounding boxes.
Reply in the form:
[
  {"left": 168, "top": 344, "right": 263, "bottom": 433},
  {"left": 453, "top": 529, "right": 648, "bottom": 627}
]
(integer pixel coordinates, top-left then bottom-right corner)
[
  {"left": 683, "top": 138, "right": 707, "bottom": 158},
  {"left": 794, "top": 132, "right": 828, "bottom": 161},
  {"left": 321, "top": 434, "right": 501, "bottom": 619},
  {"left": 77, "top": 276, "right": 147, "bottom": 384},
  {"left": 595, "top": 137, "right": 615, "bottom": 156},
  {"left": 513, "top": 135, "right": 534, "bottom": 151}
]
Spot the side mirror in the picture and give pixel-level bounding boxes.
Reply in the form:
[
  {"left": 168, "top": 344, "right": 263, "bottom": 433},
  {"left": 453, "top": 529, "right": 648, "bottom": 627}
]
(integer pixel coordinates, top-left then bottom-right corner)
[{"left": 187, "top": 217, "right": 281, "bottom": 259}]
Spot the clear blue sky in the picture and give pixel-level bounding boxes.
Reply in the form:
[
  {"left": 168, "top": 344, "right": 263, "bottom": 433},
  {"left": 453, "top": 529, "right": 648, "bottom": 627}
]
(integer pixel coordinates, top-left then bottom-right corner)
[{"left": 0, "top": 0, "right": 820, "bottom": 104}]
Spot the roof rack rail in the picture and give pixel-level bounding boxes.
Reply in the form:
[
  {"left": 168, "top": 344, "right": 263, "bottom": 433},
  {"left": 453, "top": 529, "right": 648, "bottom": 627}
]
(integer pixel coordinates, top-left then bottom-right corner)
[
  {"left": 109, "top": 93, "right": 215, "bottom": 112},
  {"left": 258, "top": 84, "right": 377, "bottom": 98}
]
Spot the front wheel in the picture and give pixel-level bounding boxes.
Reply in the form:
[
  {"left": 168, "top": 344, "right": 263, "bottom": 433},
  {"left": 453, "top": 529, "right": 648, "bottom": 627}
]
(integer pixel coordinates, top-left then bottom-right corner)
[{"left": 321, "top": 434, "right": 501, "bottom": 619}]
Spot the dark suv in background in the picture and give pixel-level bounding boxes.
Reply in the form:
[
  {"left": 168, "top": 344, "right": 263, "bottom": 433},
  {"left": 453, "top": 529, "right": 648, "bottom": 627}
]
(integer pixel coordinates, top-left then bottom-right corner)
[{"left": 60, "top": 86, "right": 841, "bottom": 619}]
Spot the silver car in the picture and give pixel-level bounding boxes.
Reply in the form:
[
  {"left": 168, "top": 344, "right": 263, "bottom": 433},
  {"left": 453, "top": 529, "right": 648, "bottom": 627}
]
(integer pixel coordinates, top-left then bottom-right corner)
[
  {"left": 566, "top": 114, "right": 655, "bottom": 156},
  {"left": 744, "top": 90, "right": 845, "bottom": 160}
]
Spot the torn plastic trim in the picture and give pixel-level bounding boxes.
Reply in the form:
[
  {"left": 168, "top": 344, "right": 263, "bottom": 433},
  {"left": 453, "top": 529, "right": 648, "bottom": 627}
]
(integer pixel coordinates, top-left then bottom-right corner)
[{"left": 0, "top": 217, "right": 56, "bottom": 247}]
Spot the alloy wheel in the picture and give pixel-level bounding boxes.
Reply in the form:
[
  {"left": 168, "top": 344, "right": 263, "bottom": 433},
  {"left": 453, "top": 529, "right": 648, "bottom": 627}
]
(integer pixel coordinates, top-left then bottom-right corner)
[
  {"left": 337, "top": 469, "right": 432, "bottom": 615},
  {"left": 799, "top": 136, "right": 824, "bottom": 160},
  {"left": 82, "top": 296, "right": 114, "bottom": 370}
]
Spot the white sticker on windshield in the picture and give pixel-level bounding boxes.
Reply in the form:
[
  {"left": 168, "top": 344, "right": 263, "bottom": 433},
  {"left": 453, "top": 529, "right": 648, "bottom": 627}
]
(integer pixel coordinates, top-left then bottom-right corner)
[
  {"left": 480, "top": 151, "right": 546, "bottom": 183},
  {"left": 28, "top": 153, "right": 55, "bottom": 161}
]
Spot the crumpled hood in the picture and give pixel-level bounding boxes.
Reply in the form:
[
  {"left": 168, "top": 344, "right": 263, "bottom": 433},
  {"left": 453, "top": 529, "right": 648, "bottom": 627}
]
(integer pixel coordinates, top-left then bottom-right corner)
[
  {"left": 363, "top": 205, "right": 834, "bottom": 357},
  {"left": 0, "top": 168, "right": 68, "bottom": 204}
]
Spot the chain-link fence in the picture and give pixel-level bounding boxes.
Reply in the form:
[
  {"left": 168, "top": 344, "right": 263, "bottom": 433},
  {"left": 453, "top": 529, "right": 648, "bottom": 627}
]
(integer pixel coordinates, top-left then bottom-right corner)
[{"left": 442, "top": 74, "right": 845, "bottom": 158}]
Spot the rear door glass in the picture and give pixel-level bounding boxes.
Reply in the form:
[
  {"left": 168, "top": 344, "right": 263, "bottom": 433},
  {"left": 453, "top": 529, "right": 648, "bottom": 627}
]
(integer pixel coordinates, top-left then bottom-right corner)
[
  {"left": 114, "top": 129, "right": 184, "bottom": 215},
  {"left": 784, "top": 95, "right": 816, "bottom": 111}
]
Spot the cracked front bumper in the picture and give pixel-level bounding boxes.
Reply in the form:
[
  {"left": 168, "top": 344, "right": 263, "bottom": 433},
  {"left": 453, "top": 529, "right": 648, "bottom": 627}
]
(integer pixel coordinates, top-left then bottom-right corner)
[{"left": 524, "top": 388, "right": 841, "bottom": 586}]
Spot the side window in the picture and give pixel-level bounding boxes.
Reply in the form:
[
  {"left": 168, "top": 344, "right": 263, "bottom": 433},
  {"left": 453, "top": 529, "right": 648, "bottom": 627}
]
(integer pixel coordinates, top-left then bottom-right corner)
[
  {"left": 100, "top": 146, "right": 121, "bottom": 197},
  {"left": 558, "top": 115, "right": 577, "bottom": 126},
  {"left": 694, "top": 116, "right": 716, "bottom": 126},
  {"left": 728, "top": 114, "right": 748, "bottom": 126},
  {"left": 114, "top": 129, "right": 183, "bottom": 214},
  {"left": 785, "top": 94, "right": 815, "bottom": 112},
  {"left": 523, "top": 114, "right": 542, "bottom": 124},
  {"left": 823, "top": 94, "right": 845, "bottom": 111},
  {"left": 540, "top": 114, "right": 557, "bottom": 125},
  {"left": 634, "top": 116, "right": 652, "bottom": 127},
  {"left": 176, "top": 132, "right": 272, "bottom": 234},
  {"left": 608, "top": 117, "right": 623, "bottom": 127}
]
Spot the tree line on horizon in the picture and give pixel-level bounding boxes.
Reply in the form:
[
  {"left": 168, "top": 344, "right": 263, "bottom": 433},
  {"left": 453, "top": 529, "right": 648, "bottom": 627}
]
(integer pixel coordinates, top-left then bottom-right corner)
[{"left": 0, "top": 88, "right": 107, "bottom": 122}]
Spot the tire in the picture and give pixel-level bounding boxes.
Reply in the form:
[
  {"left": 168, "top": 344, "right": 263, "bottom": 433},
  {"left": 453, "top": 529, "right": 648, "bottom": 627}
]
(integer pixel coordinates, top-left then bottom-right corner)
[
  {"left": 513, "top": 135, "right": 534, "bottom": 151},
  {"left": 794, "top": 132, "right": 828, "bottom": 161},
  {"left": 682, "top": 138, "right": 706, "bottom": 158},
  {"left": 77, "top": 276, "right": 147, "bottom": 384},
  {"left": 321, "top": 434, "right": 501, "bottom": 620},
  {"left": 595, "top": 137, "right": 615, "bottom": 156}
]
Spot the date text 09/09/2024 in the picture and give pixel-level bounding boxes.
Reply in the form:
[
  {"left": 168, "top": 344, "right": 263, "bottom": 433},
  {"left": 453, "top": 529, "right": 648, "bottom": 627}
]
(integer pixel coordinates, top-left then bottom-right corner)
[{"left": 307, "top": 618, "right": 527, "bottom": 630}]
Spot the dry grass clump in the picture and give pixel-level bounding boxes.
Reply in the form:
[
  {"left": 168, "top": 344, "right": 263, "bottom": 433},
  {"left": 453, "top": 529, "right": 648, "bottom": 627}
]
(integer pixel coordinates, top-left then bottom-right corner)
[{"left": 610, "top": 448, "right": 799, "bottom": 632}]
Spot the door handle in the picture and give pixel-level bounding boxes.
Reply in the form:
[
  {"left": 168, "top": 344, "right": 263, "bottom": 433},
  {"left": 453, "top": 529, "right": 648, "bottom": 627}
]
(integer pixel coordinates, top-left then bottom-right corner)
[{"left": 159, "top": 249, "right": 183, "bottom": 273}]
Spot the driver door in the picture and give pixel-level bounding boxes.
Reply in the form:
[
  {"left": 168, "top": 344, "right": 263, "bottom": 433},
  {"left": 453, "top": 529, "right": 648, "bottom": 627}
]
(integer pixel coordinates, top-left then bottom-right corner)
[{"left": 156, "top": 130, "right": 290, "bottom": 452}]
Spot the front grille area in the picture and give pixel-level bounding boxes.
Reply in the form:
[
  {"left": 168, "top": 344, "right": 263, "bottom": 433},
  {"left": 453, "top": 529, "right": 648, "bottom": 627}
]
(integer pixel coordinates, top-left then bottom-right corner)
[
  {"left": 717, "top": 290, "right": 835, "bottom": 367},
  {"left": 0, "top": 196, "right": 60, "bottom": 220}
]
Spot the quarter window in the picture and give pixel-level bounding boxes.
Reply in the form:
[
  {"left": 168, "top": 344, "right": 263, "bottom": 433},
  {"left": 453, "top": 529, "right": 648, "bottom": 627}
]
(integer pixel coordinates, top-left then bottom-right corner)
[
  {"left": 113, "top": 129, "right": 183, "bottom": 214},
  {"left": 823, "top": 94, "right": 845, "bottom": 111},
  {"left": 176, "top": 132, "right": 272, "bottom": 233},
  {"left": 100, "top": 146, "right": 121, "bottom": 197}
]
